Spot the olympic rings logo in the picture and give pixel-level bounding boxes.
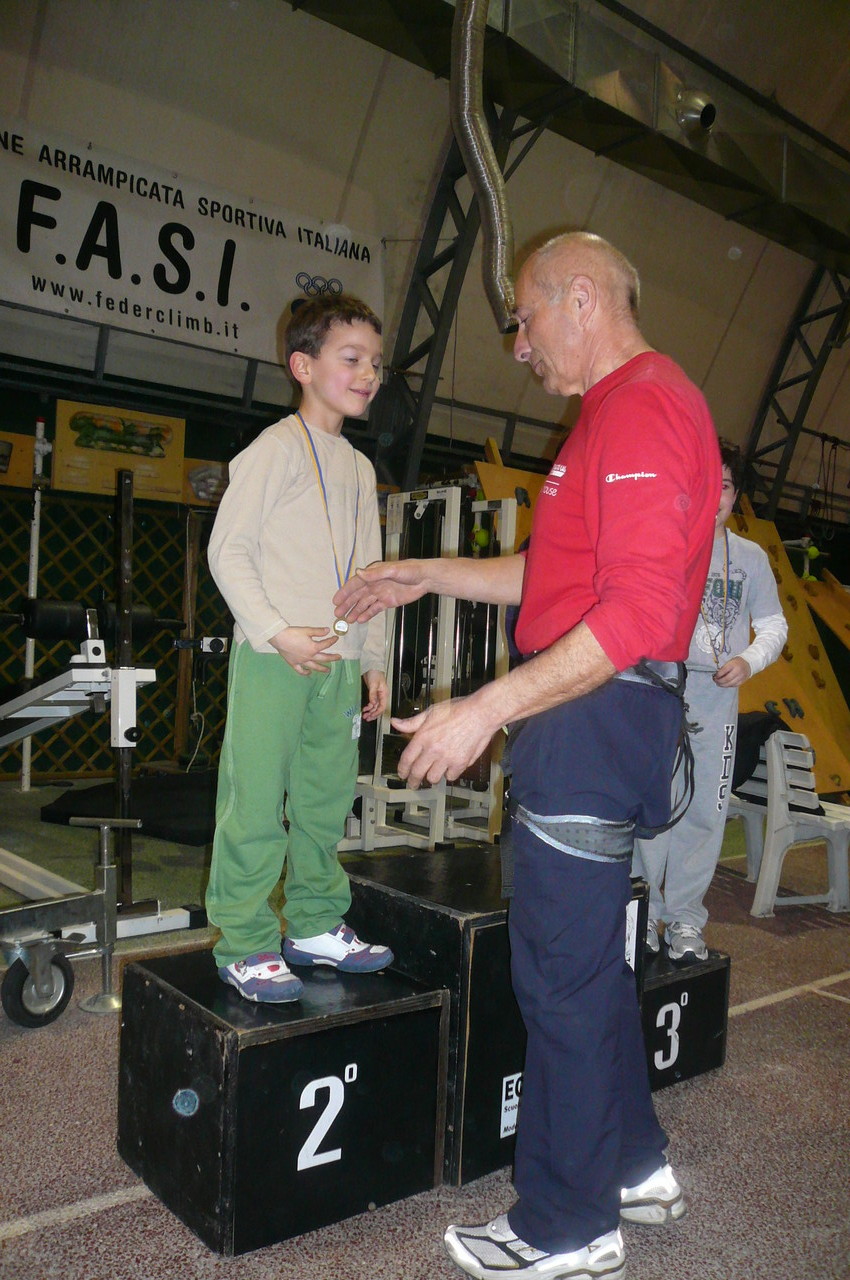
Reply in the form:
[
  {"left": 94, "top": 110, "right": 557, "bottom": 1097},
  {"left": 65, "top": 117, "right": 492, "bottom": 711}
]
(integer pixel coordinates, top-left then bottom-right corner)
[{"left": 295, "top": 273, "right": 343, "bottom": 297}]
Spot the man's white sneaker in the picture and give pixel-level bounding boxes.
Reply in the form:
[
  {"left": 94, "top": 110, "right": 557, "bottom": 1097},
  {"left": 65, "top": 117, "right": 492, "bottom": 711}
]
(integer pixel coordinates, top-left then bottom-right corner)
[
  {"left": 645, "top": 918, "right": 660, "bottom": 955},
  {"left": 665, "top": 921, "right": 708, "bottom": 963},
  {"left": 443, "top": 1214, "right": 625, "bottom": 1279},
  {"left": 620, "top": 1163, "right": 686, "bottom": 1225}
]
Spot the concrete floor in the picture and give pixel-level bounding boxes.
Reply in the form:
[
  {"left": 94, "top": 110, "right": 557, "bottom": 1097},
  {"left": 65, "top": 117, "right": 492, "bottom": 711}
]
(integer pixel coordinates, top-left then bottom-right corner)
[{"left": 1, "top": 778, "right": 849, "bottom": 1280}]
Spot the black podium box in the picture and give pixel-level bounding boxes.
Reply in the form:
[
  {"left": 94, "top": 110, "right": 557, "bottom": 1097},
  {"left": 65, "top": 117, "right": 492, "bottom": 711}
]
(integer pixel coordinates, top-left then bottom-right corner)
[
  {"left": 117, "top": 950, "right": 448, "bottom": 1255},
  {"left": 344, "top": 846, "right": 522, "bottom": 1185},
  {"left": 344, "top": 847, "right": 648, "bottom": 1185},
  {"left": 641, "top": 950, "right": 731, "bottom": 1090}
]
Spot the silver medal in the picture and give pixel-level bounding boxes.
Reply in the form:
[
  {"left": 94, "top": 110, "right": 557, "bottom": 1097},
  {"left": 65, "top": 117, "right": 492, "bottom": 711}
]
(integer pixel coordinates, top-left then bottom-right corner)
[{"left": 333, "top": 618, "right": 350, "bottom": 636}]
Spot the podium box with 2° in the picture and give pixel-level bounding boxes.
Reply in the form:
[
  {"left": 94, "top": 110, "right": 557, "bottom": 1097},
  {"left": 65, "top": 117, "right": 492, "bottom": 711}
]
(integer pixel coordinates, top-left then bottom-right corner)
[{"left": 117, "top": 950, "right": 449, "bottom": 1255}]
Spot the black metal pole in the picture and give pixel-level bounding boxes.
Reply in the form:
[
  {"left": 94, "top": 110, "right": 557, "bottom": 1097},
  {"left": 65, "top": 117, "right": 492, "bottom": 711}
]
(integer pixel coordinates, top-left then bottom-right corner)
[{"left": 115, "top": 469, "right": 134, "bottom": 907}]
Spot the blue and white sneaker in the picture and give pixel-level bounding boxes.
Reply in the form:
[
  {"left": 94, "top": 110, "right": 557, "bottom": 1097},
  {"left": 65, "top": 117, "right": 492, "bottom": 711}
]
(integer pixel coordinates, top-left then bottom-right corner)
[
  {"left": 283, "top": 923, "right": 394, "bottom": 973},
  {"left": 218, "top": 952, "right": 303, "bottom": 1003}
]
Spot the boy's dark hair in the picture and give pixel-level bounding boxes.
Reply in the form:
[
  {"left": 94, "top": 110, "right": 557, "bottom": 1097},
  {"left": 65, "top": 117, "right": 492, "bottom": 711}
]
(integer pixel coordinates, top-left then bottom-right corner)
[
  {"left": 284, "top": 294, "right": 382, "bottom": 366},
  {"left": 719, "top": 437, "right": 744, "bottom": 492}
]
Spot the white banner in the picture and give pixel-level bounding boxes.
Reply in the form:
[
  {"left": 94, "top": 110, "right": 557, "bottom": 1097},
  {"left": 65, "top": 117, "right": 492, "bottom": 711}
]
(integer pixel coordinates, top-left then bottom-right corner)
[{"left": 0, "top": 117, "right": 383, "bottom": 366}]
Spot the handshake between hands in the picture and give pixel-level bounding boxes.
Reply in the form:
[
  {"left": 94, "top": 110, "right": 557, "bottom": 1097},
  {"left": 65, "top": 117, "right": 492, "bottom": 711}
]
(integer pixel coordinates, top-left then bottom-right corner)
[{"left": 332, "top": 563, "right": 498, "bottom": 789}]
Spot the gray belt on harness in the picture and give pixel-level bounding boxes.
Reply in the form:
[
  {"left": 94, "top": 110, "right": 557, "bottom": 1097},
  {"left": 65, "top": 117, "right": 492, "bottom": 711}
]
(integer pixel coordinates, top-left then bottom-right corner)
[
  {"left": 513, "top": 804, "right": 635, "bottom": 863},
  {"left": 614, "top": 660, "right": 682, "bottom": 689}
]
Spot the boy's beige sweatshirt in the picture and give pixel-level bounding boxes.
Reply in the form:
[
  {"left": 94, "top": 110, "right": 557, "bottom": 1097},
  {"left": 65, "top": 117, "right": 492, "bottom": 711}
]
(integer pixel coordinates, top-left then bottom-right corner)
[{"left": 208, "top": 413, "right": 386, "bottom": 675}]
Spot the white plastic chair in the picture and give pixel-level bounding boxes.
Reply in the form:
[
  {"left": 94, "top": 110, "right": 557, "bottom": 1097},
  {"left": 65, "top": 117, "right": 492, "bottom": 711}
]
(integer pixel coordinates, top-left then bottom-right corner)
[{"left": 727, "top": 730, "right": 850, "bottom": 917}]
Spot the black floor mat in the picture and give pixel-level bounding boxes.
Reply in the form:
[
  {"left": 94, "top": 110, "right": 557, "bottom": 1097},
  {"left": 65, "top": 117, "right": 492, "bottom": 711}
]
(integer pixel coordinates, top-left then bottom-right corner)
[{"left": 40, "top": 770, "right": 217, "bottom": 845}]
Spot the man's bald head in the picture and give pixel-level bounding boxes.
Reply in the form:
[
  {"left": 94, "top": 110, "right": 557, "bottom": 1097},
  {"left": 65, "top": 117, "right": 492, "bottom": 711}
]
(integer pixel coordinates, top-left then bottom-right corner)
[
  {"left": 525, "top": 232, "right": 641, "bottom": 323},
  {"left": 512, "top": 230, "right": 651, "bottom": 396}
]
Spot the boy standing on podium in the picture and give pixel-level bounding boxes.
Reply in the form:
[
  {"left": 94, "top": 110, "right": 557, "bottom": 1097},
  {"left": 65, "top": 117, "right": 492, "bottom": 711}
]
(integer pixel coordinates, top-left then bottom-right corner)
[{"left": 206, "top": 294, "right": 393, "bottom": 1003}]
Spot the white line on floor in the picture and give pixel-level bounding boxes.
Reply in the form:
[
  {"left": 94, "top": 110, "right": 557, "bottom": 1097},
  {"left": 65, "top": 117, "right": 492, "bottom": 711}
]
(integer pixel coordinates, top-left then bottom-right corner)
[
  {"left": 813, "top": 987, "right": 850, "bottom": 1005},
  {"left": 0, "top": 1184, "right": 151, "bottom": 1241},
  {"left": 728, "top": 969, "right": 850, "bottom": 1017}
]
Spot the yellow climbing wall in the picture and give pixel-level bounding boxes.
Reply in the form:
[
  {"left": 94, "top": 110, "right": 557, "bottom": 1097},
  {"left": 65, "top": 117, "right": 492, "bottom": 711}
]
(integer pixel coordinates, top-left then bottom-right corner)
[
  {"left": 475, "top": 460, "right": 546, "bottom": 551},
  {"left": 801, "top": 569, "right": 850, "bottom": 650},
  {"left": 730, "top": 504, "right": 850, "bottom": 794}
]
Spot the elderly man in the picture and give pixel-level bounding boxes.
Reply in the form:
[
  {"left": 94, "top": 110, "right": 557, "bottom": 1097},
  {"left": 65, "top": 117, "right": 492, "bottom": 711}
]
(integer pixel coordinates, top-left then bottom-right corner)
[{"left": 335, "top": 232, "right": 721, "bottom": 1280}]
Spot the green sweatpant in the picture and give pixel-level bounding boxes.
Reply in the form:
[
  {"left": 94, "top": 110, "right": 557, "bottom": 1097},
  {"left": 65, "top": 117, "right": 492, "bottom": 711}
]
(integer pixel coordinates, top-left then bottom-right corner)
[{"left": 207, "top": 641, "right": 360, "bottom": 967}]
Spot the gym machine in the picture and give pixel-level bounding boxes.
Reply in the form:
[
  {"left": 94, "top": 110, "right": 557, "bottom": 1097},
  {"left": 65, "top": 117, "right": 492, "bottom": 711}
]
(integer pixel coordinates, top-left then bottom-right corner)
[
  {"left": 0, "top": 469, "right": 183, "bottom": 1027},
  {"left": 341, "top": 484, "right": 516, "bottom": 852},
  {"left": 0, "top": 608, "right": 153, "bottom": 1027}
]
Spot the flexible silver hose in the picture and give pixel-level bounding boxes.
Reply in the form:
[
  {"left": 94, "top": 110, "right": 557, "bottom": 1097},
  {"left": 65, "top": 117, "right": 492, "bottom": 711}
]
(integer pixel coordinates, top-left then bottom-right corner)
[{"left": 450, "top": 0, "right": 516, "bottom": 332}]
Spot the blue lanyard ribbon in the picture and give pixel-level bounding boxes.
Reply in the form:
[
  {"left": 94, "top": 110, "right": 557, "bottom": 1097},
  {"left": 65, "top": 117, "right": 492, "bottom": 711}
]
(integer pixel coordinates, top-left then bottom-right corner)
[{"left": 296, "top": 411, "right": 360, "bottom": 589}]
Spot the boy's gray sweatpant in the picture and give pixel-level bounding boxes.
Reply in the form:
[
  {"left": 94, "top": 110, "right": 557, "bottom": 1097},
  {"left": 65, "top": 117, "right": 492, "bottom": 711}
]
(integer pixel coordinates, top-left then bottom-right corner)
[{"left": 632, "top": 669, "right": 738, "bottom": 930}]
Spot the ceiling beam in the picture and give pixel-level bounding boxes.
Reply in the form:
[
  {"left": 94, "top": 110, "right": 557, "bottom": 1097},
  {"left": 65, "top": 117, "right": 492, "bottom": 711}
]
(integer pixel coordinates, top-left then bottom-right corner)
[
  {"left": 369, "top": 105, "right": 523, "bottom": 488},
  {"left": 744, "top": 267, "right": 850, "bottom": 520}
]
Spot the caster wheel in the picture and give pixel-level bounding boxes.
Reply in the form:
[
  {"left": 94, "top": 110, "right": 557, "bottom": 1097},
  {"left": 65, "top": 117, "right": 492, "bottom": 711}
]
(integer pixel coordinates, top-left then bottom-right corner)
[{"left": 1, "top": 954, "right": 75, "bottom": 1028}]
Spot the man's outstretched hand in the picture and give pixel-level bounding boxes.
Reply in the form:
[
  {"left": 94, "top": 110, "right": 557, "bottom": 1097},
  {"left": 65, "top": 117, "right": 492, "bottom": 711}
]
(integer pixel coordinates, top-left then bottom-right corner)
[
  {"left": 392, "top": 697, "right": 499, "bottom": 790},
  {"left": 334, "top": 560, "right": 429, "bottom": 625}
]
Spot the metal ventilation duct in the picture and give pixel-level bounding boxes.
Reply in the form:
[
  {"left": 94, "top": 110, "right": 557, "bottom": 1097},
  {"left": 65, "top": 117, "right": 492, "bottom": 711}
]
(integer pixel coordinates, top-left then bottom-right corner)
[{"left": 288, "top": 0, "right": 850, "bottom": 275}]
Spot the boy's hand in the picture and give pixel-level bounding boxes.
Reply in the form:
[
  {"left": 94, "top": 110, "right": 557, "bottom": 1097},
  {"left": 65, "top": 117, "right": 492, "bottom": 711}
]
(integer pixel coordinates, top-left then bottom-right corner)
[
  {"left": 270, "top": 625, "right": 340, "bottom": 675},
  {"left": 334, "top": 560, "right": 428, "bottom": 624},
  {"left": 362, "top": 669, "right": 388, "bottom": 721},
  {"left": 713, "top": 656, "right": 751, "bottom": 687}
]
